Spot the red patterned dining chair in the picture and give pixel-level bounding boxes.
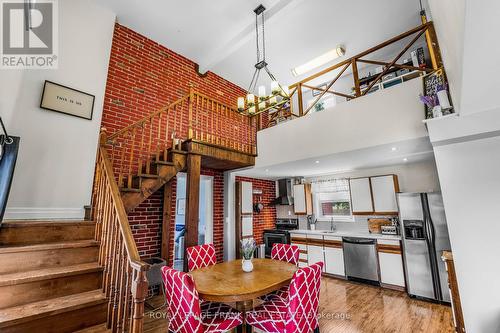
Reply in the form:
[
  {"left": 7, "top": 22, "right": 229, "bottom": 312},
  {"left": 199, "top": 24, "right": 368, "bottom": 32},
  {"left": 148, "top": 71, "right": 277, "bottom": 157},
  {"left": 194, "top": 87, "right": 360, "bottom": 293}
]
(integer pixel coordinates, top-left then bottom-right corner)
[
  {"left": 260, "top": 243, "right": 300, "bottom": 302},
  {"left": 186, "top": 243, "right": 217, "bottom": 271},
  {"left": 161, "top": 266, "right": 243, "bottom": 333},
  {"left": 246, "top": 262, "right": 324, "bottom": 333},
  {"left": 271, "top": 243, "right": 300, "bottom": 266}
]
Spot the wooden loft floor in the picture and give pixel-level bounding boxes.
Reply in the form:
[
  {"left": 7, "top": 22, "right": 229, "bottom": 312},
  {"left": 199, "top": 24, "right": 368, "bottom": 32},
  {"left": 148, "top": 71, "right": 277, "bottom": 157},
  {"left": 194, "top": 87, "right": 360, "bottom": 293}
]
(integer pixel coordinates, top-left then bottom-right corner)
[{"left": 183, "top": 139, "right": 256, "bottom": 171}]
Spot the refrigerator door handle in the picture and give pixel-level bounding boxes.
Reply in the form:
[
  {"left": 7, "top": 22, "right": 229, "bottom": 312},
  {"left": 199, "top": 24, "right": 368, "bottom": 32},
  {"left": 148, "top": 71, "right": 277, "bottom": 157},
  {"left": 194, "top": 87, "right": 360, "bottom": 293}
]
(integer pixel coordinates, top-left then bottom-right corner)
[{"left": 422, "top": 194, "right": 442, "bottom": 301}]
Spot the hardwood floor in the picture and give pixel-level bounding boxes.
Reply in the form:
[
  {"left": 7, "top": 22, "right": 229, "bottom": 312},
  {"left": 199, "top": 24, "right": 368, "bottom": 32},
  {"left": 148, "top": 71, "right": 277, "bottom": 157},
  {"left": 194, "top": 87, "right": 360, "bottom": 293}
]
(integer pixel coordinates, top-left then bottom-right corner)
[
  {"left": 81, "top": 277, "right": 454, "bottom": 333},
  {"left": 317, "top": 278, "right": 454, "bottom": 333}
]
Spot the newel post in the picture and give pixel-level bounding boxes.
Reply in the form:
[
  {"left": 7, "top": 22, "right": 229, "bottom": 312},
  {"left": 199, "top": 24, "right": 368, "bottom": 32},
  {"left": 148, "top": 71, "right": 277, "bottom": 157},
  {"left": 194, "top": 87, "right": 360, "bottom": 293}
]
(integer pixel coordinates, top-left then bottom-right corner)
[
  {"left": 99, "top": 127, "right": 108, "bottom": 147},
  {"left": 131, "top": 269, "right": 148, "bottom": 333}
]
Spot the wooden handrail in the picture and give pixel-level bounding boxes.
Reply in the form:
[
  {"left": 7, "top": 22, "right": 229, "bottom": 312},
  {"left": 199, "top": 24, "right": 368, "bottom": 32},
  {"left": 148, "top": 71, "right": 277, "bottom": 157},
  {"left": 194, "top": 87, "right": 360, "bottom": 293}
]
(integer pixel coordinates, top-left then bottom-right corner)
[
  {"left": 99, "top": 145, "right": 147, "bottom": 270},
  {"left": 94, "top": 132, "right": 149, "bottom": 332}
]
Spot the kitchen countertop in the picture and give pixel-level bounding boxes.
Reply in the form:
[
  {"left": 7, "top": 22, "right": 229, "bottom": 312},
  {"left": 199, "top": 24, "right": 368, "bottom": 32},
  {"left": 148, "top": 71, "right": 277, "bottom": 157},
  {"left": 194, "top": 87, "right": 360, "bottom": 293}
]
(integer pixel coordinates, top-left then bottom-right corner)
[{"left": 289, "top": 229, "right": 402, "bottom": 241}]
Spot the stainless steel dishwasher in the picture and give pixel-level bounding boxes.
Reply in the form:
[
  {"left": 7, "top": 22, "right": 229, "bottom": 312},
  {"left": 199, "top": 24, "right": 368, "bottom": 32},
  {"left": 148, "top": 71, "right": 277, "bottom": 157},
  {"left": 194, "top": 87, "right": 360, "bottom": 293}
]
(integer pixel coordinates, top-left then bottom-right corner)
[{"left": 342, "top": 237, "right": 379, "bottom": 284}]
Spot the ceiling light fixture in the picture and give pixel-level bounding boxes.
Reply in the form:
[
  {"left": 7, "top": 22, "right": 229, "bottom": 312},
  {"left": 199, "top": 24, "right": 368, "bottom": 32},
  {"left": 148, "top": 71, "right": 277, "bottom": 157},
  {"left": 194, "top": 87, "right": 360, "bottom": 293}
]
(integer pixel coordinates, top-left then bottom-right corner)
[
  {"left": 403, "top": 158, "right": 408, "bottom": 162},
  {"left": 291, "top": 45, "right": 346, "bottom": 77},
  {"left": 237, "top": 4, "right": 290, "bottom": 116},
  {"left": 315, "top": 160, "right": 320, "bottom": 164},
  {"left": 391, "top": 147, "right": 397, "bottom": 151}
]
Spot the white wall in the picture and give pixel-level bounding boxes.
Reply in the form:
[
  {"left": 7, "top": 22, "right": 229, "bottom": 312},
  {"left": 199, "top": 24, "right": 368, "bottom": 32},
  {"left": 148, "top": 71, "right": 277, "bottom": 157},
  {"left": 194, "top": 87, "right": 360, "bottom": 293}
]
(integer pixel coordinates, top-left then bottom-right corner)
[
  {"left": 459, "top": 1, "right": 500, "bottom": 116},
  {"left": 433, "top": 136, "right": 500, "bottom": 333},
  {"left": 256, "top": 78, "right": 428, "bottom": 168},
  {"left": 426, "top": 1, "right": 500, "bottom": 331},
  {"left": 0, "top": 1, "right": 116, "bottom": 219}
]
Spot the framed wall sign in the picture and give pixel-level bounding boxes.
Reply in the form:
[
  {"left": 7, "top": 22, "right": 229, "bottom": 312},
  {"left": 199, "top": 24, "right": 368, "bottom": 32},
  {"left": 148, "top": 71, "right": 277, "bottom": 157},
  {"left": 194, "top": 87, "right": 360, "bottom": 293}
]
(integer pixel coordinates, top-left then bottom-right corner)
[{"left": 40, "top": 81, "right": 95, "bottom": 120}]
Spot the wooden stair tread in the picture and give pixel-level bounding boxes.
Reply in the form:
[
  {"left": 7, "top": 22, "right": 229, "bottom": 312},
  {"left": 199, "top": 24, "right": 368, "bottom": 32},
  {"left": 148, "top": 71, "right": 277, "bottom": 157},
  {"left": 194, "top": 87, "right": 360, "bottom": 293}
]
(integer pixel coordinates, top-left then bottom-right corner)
[
  {"left": 154, "top": 160, "right": 174, "bottom": 166},
  {"left": 0, "top": 262, "right": 102, "bottom": 286},
  {"left": 1, "top": 220, "right": 95, "bottom": 228},
  {"left": 137, "top": 173, "right": 160, "bottom": 179},
  {"left": 0, "top": 240, "right": 99, "bottom": 254},
  {"left": 0, "top": 290, "right": 106, "bottom": 328},
  {"left": 74, "top": 323, "right": 111, "bottom": 333}
]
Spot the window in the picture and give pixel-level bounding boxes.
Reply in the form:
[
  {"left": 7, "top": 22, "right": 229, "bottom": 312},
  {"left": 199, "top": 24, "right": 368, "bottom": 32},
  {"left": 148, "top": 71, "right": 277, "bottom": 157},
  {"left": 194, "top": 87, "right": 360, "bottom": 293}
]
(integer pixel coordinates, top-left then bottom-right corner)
[{"left": 312, "top": 179, "right": 353, "bottom": 221}]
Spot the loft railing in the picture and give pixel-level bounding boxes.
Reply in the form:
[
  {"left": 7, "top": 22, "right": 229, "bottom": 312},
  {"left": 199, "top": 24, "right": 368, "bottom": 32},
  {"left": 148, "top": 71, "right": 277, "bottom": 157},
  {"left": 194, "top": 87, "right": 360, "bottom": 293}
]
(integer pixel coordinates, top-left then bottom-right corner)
[
  {"left": 258, "top": 21, "right": 443, "bottom": 129},
  {"left": 104, "top": 89, "right": 257, "bottom": 188},
  {"left": 93, "top": 142, "right": 149, "bottom": 333}
]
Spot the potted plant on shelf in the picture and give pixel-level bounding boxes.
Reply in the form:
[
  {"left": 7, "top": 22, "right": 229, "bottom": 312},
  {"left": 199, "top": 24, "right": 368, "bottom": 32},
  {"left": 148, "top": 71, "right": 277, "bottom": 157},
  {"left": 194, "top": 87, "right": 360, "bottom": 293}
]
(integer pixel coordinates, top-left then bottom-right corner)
[
  {"left": 240, "top": 238, "right": 256, "bottom": 272},
  {"left": 419, "top": 94, "right": 441, "bottom": 119}
]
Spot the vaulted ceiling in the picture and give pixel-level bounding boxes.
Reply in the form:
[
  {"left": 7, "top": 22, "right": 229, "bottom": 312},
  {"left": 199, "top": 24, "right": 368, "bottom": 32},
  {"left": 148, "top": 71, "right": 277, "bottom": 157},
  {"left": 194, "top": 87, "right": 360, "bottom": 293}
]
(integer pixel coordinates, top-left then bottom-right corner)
[{"left": 98, "top": 0, "right": 427, "bottom": 90}]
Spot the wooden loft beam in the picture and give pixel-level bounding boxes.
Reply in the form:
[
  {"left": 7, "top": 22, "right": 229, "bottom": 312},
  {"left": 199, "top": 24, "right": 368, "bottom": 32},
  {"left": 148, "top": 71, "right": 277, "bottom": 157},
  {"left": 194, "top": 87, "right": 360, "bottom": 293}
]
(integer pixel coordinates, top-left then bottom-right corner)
[
  {"left": 183, "top": 153, "right": 201, "bottom": 271},
  {"left": 357, "top": 59, "right": 434, "bottom": 73},
  {"left": 289, "top": 22, "right": 431, "bottom": 88}
]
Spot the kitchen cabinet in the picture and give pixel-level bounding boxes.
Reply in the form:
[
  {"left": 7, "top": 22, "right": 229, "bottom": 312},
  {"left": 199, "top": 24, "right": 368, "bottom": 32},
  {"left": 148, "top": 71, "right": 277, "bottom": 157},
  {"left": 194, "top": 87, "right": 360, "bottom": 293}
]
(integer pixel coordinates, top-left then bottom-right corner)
[
  {"left": 350, "top": 177, "right": 373, "bottom": 213},
  {"left": 241, "top": 181, "right": 253, "bottom": 214},
  {"left": 306, "top": 234, "right": 325, "bottom": 271},
  {"left": 293, "top": 184, "right": 312, "bottom": 215},
  {"left": 371, "top": 175, "right": 399, "bottom": 213},
  {"left": 290, "top": 234, "right": 308, "bottom": 268},
  {"left": 324, "top": 236, "right": 345, "bottom": 277},
  {"left": 350, "top": 175, "right": 399, "bottom": 215},
  {"left": 377, "top": 239, "right": 405, "bottom": 289}
]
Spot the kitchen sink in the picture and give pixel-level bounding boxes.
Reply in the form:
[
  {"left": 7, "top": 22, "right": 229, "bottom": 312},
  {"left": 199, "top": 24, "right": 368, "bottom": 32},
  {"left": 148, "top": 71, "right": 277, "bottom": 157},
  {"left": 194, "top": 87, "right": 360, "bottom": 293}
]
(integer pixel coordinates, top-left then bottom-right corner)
[{"left": 319, "top": 230, "right": 337, "bottom": 234}]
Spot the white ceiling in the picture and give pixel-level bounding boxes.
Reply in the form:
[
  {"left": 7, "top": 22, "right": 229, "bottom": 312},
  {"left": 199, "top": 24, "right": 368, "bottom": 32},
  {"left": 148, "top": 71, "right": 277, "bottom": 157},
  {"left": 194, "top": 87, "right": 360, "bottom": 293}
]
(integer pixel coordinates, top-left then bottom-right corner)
[
  {"left": 97, "top": 0, "right": 427, "bottom": 90},
  {"left": 235, "top": 137, "right": 435, "bottom": 179}
]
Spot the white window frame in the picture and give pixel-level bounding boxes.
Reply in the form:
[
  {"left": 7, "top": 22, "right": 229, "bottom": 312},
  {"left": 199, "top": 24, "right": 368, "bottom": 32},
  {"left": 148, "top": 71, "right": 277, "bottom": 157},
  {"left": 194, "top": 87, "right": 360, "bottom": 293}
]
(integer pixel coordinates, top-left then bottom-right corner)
[{"left": 312, "top": 179, "right": 354, "bottom": 222}]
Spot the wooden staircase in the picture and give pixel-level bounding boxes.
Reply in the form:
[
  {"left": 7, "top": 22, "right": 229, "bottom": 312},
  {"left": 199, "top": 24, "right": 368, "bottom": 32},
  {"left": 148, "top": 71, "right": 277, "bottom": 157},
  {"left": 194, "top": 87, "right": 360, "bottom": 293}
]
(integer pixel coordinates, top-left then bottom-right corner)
[
  {"left": 0, "top": 220, "right": 107, "bottom": 333},
  {"left": 119, "top": 148, "right": 187, "bottom": 213},
  {"left": 0, "top": 90, "right": 257, "bottom": 333}
]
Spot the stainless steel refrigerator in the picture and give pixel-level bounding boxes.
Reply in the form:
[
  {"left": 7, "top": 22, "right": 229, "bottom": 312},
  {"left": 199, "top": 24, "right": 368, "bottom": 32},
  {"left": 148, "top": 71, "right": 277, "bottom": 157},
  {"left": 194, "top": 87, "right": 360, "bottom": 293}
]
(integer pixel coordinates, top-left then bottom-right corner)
[{"left": 398, "top": 192, "right": 451, "bottom": 303}]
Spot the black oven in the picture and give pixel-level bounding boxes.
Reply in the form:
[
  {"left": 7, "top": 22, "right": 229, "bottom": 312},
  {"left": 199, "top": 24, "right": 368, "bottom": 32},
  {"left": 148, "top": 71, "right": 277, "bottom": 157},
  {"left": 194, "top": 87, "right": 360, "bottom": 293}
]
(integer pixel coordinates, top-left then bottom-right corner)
[
  {"left": 263, "top": 218, "right": 298, "bottom": 258},
  {"left": 263, "top": 230, "right": 290, "bottom": 258}
]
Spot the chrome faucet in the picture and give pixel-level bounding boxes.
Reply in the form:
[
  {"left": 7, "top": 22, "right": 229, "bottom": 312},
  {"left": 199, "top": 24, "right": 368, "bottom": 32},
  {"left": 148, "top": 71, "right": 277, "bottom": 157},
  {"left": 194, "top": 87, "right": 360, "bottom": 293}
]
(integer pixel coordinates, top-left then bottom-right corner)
[{"left": 330, "top": 217, "right": 336, "bottom": 232}]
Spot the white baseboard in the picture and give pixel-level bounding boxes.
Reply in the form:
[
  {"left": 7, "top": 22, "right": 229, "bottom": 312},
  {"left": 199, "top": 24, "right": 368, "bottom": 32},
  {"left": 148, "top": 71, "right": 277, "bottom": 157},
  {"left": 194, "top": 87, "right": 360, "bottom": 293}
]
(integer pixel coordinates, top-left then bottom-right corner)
[{"left": 3, "top": 207, "right": 85, "bottom": 220}]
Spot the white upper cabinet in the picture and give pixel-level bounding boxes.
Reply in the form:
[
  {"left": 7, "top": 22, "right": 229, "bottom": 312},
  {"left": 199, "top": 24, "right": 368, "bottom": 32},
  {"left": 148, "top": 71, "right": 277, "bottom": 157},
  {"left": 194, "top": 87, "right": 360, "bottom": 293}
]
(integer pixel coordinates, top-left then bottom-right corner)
[
  {"left": 371, "top": 175, "right": 398, "bottom": 212},
  {"left": 293, "top": 184, "right": 312, "bottom": 215},
  {"left": 293, "top": 184, "right": 306, "bottom": 214},
  {"left": 241, "top": 181, "right": 253, "bottom": 214},
  {"left": 350, "top": 178, "right": 373, "bottom": 213}
]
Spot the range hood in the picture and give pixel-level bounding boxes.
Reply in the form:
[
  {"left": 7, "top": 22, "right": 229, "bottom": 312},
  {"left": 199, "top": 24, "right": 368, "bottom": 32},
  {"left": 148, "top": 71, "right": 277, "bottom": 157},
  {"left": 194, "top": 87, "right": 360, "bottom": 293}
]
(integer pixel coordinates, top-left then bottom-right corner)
[{"left": 271, "top": 179, "right": 294, "bottom": 206}]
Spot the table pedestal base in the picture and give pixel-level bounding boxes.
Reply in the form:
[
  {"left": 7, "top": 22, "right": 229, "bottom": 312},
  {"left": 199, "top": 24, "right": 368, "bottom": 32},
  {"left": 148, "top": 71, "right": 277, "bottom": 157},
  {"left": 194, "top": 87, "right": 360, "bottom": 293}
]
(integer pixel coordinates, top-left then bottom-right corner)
[{"left": 236, "top": 300, "right": 253, "bottom": 333}]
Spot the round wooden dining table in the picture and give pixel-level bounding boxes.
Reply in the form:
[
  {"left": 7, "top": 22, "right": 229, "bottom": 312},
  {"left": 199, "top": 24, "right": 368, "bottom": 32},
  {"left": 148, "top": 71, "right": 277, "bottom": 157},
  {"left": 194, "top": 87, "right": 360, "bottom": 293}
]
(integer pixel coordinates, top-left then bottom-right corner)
[{"left": 190, "top": 258, "right": 298, "bottom": 333}]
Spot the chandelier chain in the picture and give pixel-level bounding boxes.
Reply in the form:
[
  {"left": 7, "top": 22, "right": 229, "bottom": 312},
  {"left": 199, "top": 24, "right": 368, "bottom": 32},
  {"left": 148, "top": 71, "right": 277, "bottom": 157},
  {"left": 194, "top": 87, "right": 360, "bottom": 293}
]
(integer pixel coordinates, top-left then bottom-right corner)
[
  {"left": 261, "top": 11, "right": 266, "bottom": 61},
  {"left": 255, "top": 13, "right": 260, "bottom": 63}
]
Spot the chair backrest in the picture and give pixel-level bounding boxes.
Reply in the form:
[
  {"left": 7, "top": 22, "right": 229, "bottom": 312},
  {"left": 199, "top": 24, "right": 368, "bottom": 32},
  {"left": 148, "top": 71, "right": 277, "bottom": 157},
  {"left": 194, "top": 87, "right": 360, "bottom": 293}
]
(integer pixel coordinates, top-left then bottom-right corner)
[
  {"left": 161, "top": 266, "right": 204, "bottom": 333},
  {"left": 186, "top": 243, "right": 217, "bottom": 271},
  {"left": 285, "top": 262, "right": 324, "bottom": 333},
  {"left": 271, "top": 243, "right": 300, "bottom": 266}
]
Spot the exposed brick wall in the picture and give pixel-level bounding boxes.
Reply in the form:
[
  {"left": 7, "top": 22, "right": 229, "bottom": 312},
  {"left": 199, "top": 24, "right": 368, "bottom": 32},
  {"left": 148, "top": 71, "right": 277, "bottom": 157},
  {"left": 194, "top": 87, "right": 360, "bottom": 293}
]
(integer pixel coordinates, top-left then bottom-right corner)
[
  {"left": 101, "top": 24, "right": 258, "bottom": 264},
  {"left": 130, "top": 169, "right": 224, "bottom": 263},
  {"left": 235, "top": 176, "right": 277, "bottom": 245},
  {"left": 101, "top": 23, "right": 246, "bottom": 135}
]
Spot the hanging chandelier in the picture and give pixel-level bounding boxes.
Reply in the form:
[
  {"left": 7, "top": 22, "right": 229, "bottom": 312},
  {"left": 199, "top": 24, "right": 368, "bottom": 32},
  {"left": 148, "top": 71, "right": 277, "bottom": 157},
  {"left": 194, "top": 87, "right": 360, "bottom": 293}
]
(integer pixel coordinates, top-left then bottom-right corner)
[{"left": 237, "top": 4, "right": 290, "bottom": 116}]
